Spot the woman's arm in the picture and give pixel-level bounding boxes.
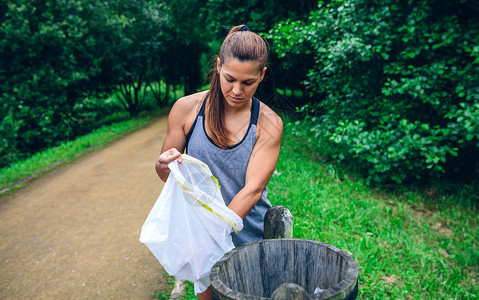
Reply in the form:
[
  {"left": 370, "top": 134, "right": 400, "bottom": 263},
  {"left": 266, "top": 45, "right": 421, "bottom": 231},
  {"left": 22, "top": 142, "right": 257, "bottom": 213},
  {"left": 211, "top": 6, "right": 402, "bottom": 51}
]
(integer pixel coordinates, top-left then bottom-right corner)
[
  {"left": 228, "top": 105, "right": 283, "bottom": 219},
  {"left": 155, "top": 92, "right": 206, "bottom": 182}
]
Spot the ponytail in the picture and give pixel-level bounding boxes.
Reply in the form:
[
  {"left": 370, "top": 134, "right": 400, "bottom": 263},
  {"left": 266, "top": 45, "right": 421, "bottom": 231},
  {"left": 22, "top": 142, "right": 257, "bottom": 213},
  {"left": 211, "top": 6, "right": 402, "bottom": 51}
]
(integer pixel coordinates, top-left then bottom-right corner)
[{"left": 205, "top": 67, "right": 229, "bottom": 148}]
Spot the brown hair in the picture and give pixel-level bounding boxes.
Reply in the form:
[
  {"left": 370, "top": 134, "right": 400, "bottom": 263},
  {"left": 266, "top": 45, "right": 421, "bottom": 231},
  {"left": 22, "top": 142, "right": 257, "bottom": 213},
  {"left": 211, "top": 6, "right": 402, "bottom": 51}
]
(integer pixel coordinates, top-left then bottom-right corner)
[{"left": 205, "top": 25, "right": 269, "bottom": 148}]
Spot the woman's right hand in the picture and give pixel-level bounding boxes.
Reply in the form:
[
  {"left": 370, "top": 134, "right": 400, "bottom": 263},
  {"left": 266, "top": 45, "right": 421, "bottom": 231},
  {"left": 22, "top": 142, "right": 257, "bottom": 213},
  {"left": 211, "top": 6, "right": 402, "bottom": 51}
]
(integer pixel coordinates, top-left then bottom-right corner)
[
  {"left": 157, "top": 148, "right": 183, "bottom": 171},
  {"left": 155, "top": 91, "right": 207, "bottom": 181}
]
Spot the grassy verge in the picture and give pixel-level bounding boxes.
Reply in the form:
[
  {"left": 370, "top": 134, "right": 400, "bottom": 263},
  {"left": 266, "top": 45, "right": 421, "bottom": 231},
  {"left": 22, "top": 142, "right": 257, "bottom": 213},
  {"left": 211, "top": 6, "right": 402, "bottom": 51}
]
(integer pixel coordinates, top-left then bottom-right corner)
[
  {"left": 179, "top": 119, "right": 477, "bottom": 299},
  {"left": 267, "top": 120, "right": 478, "bottom": 299},
  {"left": 180, "top": 281, "right": 196, "bottom": 300},
  {"left": 153, "top": 274, "right": 176, "bottom": 299},
  {"left": 0, "top": 117, "right": 153, "bottom": 194}
]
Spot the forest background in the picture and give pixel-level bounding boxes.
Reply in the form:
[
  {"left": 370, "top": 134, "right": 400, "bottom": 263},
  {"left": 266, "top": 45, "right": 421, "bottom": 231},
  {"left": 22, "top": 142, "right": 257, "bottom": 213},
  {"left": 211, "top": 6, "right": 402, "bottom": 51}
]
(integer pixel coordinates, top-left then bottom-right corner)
[{"left": 1, "top": 0, "right": 478, "bottom": 192}]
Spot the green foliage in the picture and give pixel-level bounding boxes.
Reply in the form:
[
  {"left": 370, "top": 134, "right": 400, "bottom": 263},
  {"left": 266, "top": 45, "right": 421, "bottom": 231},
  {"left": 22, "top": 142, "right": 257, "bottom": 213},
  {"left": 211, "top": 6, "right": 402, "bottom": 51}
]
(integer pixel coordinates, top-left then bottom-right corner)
[
  {"left": 153, "top": 273, "right": 176, "bottom": 299},
  {"left": 202, "top": 0, "right": 318, "bottom": 40},
  {"left": 162, "top": 0, "right": 209, "bottom": 96},
  {"left": 180, "top": 281, "right": 196, "bottom": 300},
  {"left": 0, "top": 0, "right": 180, "bottom": 168},
  {"left": 106, "top": 0, "right": 171, "bottom": 117},
  {"left": 0, "top": 0, "right": 319, "bottom": 170},
  {"left": 267, "top": 120, "right": 478, "bottom": 299},
  {"left": 0, "top": 0, "right": 114, "bottom": 167},
  {"left": 268, "top": 0, "right": 479, "bottom": 185}
]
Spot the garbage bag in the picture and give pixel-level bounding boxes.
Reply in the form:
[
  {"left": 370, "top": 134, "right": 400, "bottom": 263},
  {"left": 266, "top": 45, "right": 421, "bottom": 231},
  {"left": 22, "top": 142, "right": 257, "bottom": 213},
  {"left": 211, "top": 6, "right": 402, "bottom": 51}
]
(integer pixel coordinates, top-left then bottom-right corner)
[{"left": 140, "top": 154, "right": 243, "bottom": 293}]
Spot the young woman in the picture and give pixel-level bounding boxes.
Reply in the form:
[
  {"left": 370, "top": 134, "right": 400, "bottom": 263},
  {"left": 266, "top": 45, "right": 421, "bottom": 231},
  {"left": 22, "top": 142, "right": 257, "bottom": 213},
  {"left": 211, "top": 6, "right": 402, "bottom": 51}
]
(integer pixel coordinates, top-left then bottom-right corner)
[{"left": 155, "top": 24, "right": 283, "bottom": 299}]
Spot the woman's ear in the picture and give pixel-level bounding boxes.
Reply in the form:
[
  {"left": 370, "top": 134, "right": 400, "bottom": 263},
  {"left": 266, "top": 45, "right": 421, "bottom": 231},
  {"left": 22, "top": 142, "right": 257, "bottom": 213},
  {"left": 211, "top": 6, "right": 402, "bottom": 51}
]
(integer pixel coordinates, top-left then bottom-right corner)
[
  {"left": 216, "top": 58, "right": 221, "bottom": 74},
  {"left": 260, "top": 67, "right": 267, "bottom": 82}
]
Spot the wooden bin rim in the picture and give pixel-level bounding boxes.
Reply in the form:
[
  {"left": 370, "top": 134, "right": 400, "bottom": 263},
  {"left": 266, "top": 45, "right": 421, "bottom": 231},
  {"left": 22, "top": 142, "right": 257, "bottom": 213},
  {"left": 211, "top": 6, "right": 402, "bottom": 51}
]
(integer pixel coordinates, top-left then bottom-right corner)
[{"left": 210, "top": 238, "right": 359, "bottom": 300}]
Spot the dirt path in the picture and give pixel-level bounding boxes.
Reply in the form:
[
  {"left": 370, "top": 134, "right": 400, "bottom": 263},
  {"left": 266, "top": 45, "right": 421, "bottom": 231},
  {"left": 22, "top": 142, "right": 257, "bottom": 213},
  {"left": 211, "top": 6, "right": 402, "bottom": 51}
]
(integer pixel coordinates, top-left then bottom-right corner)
[{"left": 0, "top": 116, "right": 172, "bottom": 299}]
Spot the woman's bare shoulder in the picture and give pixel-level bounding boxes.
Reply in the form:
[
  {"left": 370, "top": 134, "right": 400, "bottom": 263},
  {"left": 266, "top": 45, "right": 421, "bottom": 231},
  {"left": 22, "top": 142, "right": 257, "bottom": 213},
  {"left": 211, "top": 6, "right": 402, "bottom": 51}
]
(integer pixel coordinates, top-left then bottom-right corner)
[
  {"left": 172, "top": 90, "right": 209, "bottom": 113},
  {"left": 258, "top": 102, "right": 283, "bottom": 134},
  {"left": 168, "top": 90, "right": 209, "bottom": 135}
]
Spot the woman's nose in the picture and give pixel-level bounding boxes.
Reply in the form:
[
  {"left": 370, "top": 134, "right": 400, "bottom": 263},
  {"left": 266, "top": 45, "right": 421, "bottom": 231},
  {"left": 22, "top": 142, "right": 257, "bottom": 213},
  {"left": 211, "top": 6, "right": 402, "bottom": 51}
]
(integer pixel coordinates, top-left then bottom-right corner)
[{"left": 232, "top": 83, "right": 241, "bottom": 95}]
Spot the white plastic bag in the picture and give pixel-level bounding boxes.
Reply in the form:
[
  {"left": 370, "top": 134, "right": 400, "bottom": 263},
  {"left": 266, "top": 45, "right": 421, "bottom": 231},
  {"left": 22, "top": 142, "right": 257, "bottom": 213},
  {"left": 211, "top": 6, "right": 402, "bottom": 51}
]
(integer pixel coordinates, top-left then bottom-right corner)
[{"left": 139, "top": 154, "right": 243, "bottom": 293}]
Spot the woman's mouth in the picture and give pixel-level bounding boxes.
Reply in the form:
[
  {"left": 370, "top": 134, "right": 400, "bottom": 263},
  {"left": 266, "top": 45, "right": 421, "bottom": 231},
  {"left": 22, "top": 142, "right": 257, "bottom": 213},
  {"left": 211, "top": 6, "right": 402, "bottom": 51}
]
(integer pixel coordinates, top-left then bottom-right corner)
[{"left": 230, "top": 96, "right": 243, "bottom": 101}]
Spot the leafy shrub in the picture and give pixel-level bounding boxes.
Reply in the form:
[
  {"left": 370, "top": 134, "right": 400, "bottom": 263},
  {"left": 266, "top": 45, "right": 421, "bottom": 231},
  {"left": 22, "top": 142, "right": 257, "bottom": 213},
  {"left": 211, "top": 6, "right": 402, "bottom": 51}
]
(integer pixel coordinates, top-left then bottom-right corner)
[
  {"left": 0, "top": 0, "right": 171, "bottom": 168},
  {"left": 268, "top": 0, "right": 479, "bottom": 185}
]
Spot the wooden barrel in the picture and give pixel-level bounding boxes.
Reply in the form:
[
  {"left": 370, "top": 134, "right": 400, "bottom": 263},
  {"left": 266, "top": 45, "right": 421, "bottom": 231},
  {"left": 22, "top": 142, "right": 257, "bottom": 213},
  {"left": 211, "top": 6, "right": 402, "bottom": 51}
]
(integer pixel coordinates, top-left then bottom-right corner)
[{"left": 210, "top": 239, "right": 358, "bottom": 300}]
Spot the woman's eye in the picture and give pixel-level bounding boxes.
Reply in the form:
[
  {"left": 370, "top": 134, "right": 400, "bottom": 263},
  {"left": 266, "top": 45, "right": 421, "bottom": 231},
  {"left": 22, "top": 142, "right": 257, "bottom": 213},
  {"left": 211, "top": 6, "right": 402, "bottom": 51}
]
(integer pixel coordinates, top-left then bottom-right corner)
[{"left": 225, "top": 77, "right": 253, "bottom": 85}]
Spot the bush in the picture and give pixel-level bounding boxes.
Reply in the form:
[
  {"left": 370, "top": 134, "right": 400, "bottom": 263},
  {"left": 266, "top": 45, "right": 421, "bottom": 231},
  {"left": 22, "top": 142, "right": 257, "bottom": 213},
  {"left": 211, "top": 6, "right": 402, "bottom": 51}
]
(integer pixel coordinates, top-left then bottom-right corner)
[
  {"left": 0, "top": 0, "right": 171, "bottom": 168},
  {"left": 268, "top": 0, "right": 479, "bottom": 185}
]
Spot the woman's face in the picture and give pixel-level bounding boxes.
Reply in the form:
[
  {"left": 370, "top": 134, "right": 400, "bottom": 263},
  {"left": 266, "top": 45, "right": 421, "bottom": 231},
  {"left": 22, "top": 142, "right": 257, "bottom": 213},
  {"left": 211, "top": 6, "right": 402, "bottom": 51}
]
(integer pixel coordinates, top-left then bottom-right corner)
[{"left": 217, "top": 58, "right": 266, "bottom": 108}]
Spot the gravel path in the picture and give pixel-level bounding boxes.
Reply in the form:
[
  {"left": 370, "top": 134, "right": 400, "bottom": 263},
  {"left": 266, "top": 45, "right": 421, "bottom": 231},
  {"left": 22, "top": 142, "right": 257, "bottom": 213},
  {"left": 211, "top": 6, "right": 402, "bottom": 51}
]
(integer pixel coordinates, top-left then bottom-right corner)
[{"left": 0, "top": 116, "right": 171, "bottom": 299}]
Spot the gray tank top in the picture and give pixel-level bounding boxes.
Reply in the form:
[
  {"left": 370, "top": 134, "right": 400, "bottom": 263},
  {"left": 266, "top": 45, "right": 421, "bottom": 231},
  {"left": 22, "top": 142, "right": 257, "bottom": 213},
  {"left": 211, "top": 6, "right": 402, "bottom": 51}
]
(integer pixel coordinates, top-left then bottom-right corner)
[{"left": 186, "top": 96, "right": 271, "bottom": 246}]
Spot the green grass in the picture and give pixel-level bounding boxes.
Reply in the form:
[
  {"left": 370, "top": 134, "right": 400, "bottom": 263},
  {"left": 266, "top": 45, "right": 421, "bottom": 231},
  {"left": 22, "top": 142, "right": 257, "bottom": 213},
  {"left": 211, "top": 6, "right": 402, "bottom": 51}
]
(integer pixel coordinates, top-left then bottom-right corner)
[
  {"left": 0, "top": 117, "right": 152, "bottom": 193},
  {"left": 266, "top": 120, "right": 478, "bottom": 299},
  {"left": 153, "top": 277, "right": 194, "bottom": 300},
  {"left": 181, "top": 119, "right": 478, "bottom": 299},
  {"left": 180, "top": 281, "right": 196, "bottom": 300},
  {"left": 153, "top": 273, "right": 176, "bottom": 299}
]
